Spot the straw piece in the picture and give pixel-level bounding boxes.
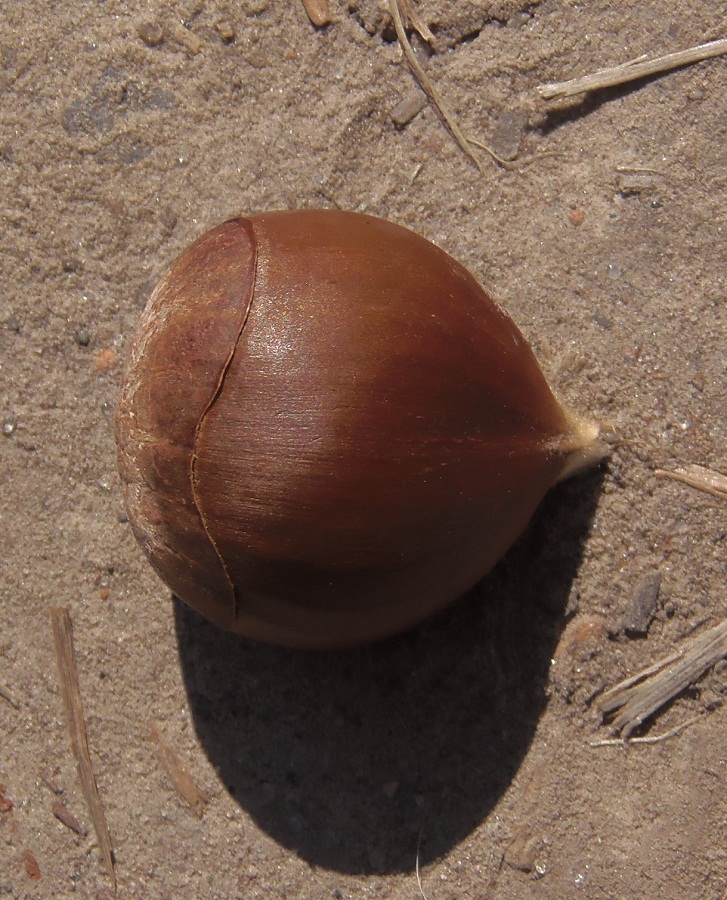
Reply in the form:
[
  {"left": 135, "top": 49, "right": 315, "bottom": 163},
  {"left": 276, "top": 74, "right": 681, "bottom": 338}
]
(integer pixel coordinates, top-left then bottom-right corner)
[
  {"left": 655, "top": 464, "right": 727, "bottom": 501},
  {"left": 537, "top": 38, "right": 727, "bottom": 100}
]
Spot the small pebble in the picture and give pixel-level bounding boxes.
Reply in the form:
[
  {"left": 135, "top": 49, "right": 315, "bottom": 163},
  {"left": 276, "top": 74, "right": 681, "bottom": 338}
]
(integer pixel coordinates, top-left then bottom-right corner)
[
  {"left": 507, "top": 11, "right": 533, "bottom": 29},
  {"left": 621, "top": 571, "right": 661, "bottom": 637},
  {"left": 216, "top": 20, "right": 236, "bottom": 42},
  {"left": 605, "top": 262, "right": 622, "bottom": 280},
  {"left": 382, "top": 780, "right": 399, "bottom": 798},
  {"left": 366, "top": 845, "right": 386, "bottom": 871},
  {"left": 138, "top": 21, "right": 164, "bottom": 47},
  {"left": 489, "top": 108, "right": 528, "bottom": 161},
  {"left": 617, "top": 172, "right": 656, "bottom": 196},
  {"left": 302, "top": 0, "right": 331, "bottom": 27},
  {"left": 246, "top": 50, "right": 271, "bottom": 69},
  {"left": 75, "top": 329, "right": 91, "bottom": 347},
  {"left": 23, "top": 849, "right": 41, "bottom": 881},
  {"left": 93, "top": 347, "right": 118, "bottom": 373},
  {"left": 171, "top": 21, "right": 203, "bottom": 54},
  {"left": 568, "top": 208, "right": 585, "bottom": 226},
  {"left": 52, "top": 800, "right": 85, "bottom": 835},
  {"left": 505, "top": 826, "right": 541, "bottom": 872},
  {"left": 0, "top": 785, "right": 14, "bottom": 811},
  {"left": 3, "top": 420, "right": 16, "bottom": 437},
  {"left": 390, "top": 90, "right": 427, "bottom": 128},
  {"left": 554, "top": 615, "right": 606, "bottom": 659}
]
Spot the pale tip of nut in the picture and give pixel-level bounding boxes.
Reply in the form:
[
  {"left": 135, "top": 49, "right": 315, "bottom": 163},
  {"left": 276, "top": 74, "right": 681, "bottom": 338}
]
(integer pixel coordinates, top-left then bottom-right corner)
[{"left": 555, "top": 414, "right": 609, "bottom": 482}]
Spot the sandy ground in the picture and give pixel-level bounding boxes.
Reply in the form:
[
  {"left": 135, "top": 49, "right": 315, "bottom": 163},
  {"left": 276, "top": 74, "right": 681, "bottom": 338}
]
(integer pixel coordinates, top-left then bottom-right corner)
[{"left": 1, "top": 1, "right": 725, "bottom": 897}]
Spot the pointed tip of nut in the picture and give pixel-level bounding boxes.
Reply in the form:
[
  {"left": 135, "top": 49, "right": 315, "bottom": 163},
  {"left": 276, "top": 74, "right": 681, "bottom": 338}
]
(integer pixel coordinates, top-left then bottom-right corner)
[{"left": 555, "top": 414, "right": 609, "bottom": 482}]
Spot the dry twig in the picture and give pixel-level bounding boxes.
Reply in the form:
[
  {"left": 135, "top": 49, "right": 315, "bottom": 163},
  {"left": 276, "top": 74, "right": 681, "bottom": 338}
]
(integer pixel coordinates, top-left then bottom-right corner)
[
  {"left": 51, "top": 607, "right": 116, "bottom": 889},
  {"left": 390, "top": 0, "right": 563, "bottom": 171},
  {"left": 655, "top": 464, "right": 727, "bottom": 501},
  {"left": 389, "top": 0, "right": 485, "bottom": 173},
  {"left": 537, "top": 37, "right": 727, "bottom": 100},
  {"left": 598, "top": 619, "right": 727, "bottom": 737}
]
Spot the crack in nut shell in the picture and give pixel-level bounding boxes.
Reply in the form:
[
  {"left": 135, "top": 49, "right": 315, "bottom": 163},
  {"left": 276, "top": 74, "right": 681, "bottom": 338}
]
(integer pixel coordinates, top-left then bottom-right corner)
[{"left": 117, "top": 219, "right": 258, "bottom": 629}]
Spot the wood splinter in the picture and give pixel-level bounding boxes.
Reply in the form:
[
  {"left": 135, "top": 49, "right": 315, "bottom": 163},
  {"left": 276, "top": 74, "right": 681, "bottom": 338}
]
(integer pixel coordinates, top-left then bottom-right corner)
[
  {"left": 51, "top": 607, "right": 116, "bottom": 889},
  {"left": 598, "top": 618, "right": 727, "bottom": 737},
  {"left": 149, "top": 723, "right": 208, "bottom": 818}
]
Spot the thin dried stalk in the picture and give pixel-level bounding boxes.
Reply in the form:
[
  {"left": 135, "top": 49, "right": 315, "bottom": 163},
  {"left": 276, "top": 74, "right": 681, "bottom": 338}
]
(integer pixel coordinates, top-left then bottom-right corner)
[
  {"left": 51, "top": 607, "right": 116, "bottom": 889},
  {"left": 149, "top": 723, "right": 207, "bottom": 818},
  {"left": 470, "top": 138, "right": 566, "bottom": 170},
  {"left": 537, "top": 37, "right": 727, "bottom": 100},
  {"left": 655, "top": 464, "right": 727, "bottom": 501},
  {"left": 415, "top": 825, "right": 429, "bottom": 899},
  {"left": 389, "top": 0, "right": 485, "bottom": 173},
  {"left": 598, "top": 619, "right": 727, "bottom": 737},
  {"left": 590, "top": 717, "right": 698, "bottom": 747}
]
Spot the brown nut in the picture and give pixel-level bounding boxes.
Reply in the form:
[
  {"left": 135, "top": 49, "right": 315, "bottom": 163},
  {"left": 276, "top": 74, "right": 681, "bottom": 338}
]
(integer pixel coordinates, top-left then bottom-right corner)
[{"left": 116, "top": 210, "right": 605, "bottom": 648}]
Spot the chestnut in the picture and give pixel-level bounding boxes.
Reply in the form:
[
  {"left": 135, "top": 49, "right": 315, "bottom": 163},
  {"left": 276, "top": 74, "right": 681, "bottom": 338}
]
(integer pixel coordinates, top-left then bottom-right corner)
[{"left": 116, "top": 210, "right": 604, "bottom": 648}]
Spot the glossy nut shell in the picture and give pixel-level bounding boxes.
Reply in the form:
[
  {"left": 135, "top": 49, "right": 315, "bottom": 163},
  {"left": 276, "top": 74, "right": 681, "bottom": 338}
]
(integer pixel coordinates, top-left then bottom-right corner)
[{"left": 116, "top": 210, "right": 603, "bottom": 648}]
